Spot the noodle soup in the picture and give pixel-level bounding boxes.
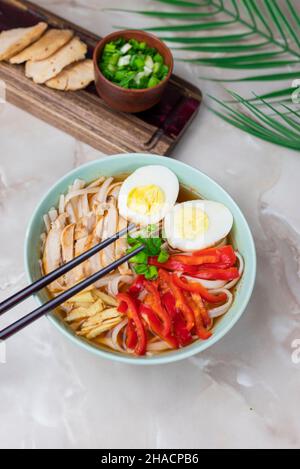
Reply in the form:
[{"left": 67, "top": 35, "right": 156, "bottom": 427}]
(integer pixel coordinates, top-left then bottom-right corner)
[{"left": 40, "top": 165, "right": 244, "bottom": 357}]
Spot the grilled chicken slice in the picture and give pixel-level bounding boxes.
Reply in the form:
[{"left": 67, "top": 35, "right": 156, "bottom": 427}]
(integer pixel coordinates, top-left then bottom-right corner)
[
  {"left": 46, "top": 59, "right": 94, "bottom": 91},
  {"left": 10, "top": 28, "right": 74, "bottom": 64},
  {"left": 42, "top": 217, "right": 65, "bottom": 275},
  {"left": 25, "top": 36, "right": 87, "bottom": 84},
  {"left": 0, "top": 22, "right": 47, "bottom": 61}
]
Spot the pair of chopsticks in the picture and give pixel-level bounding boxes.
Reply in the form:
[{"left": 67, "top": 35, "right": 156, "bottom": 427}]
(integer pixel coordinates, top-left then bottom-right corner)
[{"left": 0, "top": 223, "right": 144, "bottom": 341}]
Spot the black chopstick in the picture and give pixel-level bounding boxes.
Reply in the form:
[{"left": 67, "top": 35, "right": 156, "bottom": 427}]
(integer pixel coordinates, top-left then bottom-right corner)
[
  {"left": 0, "top": 244, "right": 144, "bottom": 341},
  {"left": 0, "top": 223, "right": 135, "bottom": 316}
]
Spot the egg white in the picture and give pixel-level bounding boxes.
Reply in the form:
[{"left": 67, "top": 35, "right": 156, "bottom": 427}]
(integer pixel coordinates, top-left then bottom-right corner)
[
  {"left": 164, "top": 200, "right": 233, "bottom": 251},
  {"left": 118, "top": 165, "right": 179, "bottom": 226}
]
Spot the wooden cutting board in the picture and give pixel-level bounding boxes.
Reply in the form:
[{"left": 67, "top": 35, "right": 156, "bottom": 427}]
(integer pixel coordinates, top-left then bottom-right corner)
[{"left": 0, "top": 0, "right": 202, "bottom": 155}]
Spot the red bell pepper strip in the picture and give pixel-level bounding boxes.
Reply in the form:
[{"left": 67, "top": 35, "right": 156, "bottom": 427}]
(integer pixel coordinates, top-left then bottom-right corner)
[
  {"left": 140, "top": 304, "right": 178, "bottom": 349},
  {"left": 117, "top": 293, "right": 146, "bottom": 356},
  {"left": 191, "top": 267, "right": 240, "bottom": 281},
  {"left": 185, "top": 292, "right": 212, "bottom": 340},
  {"left": 170, "top": 254, "right": 219, "bottom": 266},
  {"left": 194, "top": 246, "right": 236, "bottom": 268},
  {"left": 149, "top": 257, "right": 199, "bottom": 275},
  {"left": 144, "top": 280, "right": 171, "bottom": 336},
  {"left": 117, "top": 300, "right": 128, "bottom": 314},
  {"left": 126, "top": 319, "right": 138, "bottom": 350},
  {"left": 158, "top": 269, "right": 194, "bottom": 331},
  {"left": 162, "top": 292, "right": 193, "bottom": 347},
  {"left": 128, "top": 275, "right": 144, "bottom": 296},
  {"left": 172, "top": 274, "right": 227, "bottom": 304},
  {"left": 190, "top": 293, "right": 212, "bottom": 329}
]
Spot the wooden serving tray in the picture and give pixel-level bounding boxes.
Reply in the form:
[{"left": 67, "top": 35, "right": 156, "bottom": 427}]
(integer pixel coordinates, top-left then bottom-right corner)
[{"left": 0, "top": 0, "right": 202, "bottom": 155}]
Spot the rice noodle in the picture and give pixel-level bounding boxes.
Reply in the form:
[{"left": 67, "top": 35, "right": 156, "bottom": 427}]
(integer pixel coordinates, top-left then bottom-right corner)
[
  {"left": 111, "top": 318, "right": 128, "bottom": 352},
  {"left": 96, "top": 177, "right": 114, "bottom": 203},
  {"left": 48, "top": 208, "right": 58, "bottom": 223},
  {"left": 81, "top": 194, "right": 90, "bottom": 217},
  {"left": 64, "top": 187, "right": 100, "bottom": 205},
  {"left": 87, "top": 176, "right": 105, "bottom": 188},
  {"left": 101, "top": 199, "right": 118, "bottom": 266},
  {"left": 184, "top": 275, "right": 226, "bottom": 290},
  {"left": 40, "top": 233, "right": 46, "bottom": 251},
  {"left": 147, "top": 340, "right": 171, "bottom": 352},
  {"left": 65, "top": 202, "right": 76, "bottom": 223},
  {"left": 93, "top": 272, "right": 121, "bottom": 289},
  {"left": 59, "top": 195, "right": 65, "bottom": 215},
  {"left": 107, "top": 275, "right": 133, "bottom": 297},
  {"left": 108, "top": 182, "right": 122, "bottom": 198},
  {"left": 43, "top": 214, "right": 51, "bottom": 233},
  {"left": 208, "top": 288, "right": 233, "bottom": 318},
  {"left": 71, "top": 179, "right": 85, "bottom": 191}
]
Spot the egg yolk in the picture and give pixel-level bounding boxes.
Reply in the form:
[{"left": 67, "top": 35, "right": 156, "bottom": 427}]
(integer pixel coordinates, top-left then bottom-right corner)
[
  {"left": 174, "top": 205, "right": 209, "bottom": 240},
  {"left": 127, "top": 184, "right": 165, "bottom": 216}
]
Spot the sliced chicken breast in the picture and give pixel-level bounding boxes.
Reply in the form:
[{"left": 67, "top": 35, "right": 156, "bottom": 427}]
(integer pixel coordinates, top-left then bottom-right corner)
[
  {"left": 10, "top": 28, "right": 74, "bottom": 64},
  {"left": 0, "top": 22, "right": 47, "bottom": 61},
  {"left": 45, "top": 59, "right": 94, "bottom": 91},
  {"left": 25, "top": 36, "right": 87, "bottom": 84}
]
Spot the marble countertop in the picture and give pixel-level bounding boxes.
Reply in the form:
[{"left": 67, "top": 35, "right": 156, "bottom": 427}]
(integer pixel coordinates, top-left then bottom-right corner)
[{"left": 0, "top": 0, "right": 299, "bottom": 449}]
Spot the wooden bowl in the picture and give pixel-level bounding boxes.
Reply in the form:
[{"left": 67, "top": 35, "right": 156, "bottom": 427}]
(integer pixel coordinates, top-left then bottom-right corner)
[{"left": 93, "top": 30, "right": 174, "bottom": 113}]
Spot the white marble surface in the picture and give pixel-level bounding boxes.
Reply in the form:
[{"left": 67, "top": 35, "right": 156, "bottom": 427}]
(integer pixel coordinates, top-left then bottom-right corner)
[{"left": 0, "top": 0, "right": 300, "bottom": 449}]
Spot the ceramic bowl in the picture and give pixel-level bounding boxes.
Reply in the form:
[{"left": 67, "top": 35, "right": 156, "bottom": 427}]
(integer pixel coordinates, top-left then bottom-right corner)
[{"left": 25, "top": 154, "right": 256, "bottom": 365}]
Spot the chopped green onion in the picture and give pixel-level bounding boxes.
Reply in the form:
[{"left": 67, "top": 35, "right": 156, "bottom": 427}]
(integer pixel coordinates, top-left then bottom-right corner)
[
  {"left": 99, "top": 37, "right": 169, "bottom": 90},
  {"left": 130, "top": 251, "right": 148, "bottom": 265},
  {"left": 157, "top": 249, "right": 169, "bottom": 264},
  {"left": 145, "top": 55, "right": 154, "bottom": 70},
  {"left": 120, "top": 43, "right": 132, "bottom": 55},
  {"left": 148, "top": 76, "right": 160, "bottom": 88},
  {"left": 154, "top": 53, "right": 164, "bottom": 64},
  {"left": 118, "top": 55, "right": 131, "bottom": 67},
  {"left": 134, "top": 264, "right": 149, "bottom": 275},
  {"left": 145, "top": 266, "right": 158, "bottom": 280}
]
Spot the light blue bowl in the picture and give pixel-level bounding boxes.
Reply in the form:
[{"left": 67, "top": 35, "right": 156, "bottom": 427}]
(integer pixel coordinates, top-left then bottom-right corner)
[{"left": 24, "top": 154, "right": 256, "bottom": 365}]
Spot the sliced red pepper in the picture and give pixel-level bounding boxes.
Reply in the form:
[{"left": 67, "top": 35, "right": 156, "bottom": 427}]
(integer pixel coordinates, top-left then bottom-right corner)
[
  {"left": 149, "top": 257, "right": 199, "bottom": 275},
  {"left": 117, "top": 292, "right": 146, "bottom": 356},
  {"left": 194, "top": 246, "right": 236, "bottom": 268},
  {"left": 162, "top": 291, "right": 176, "bottom": 318},
  {"left": 170, "top": 254, "right": 219, "bottom": 266},
  {"left": 117, "top": 300, "right": 128, "bottom": 314},
  {"left": 128, "top": 275, "right": 144, "bottom": 296},
  {"left": 190, "top": 293, "right": 212, "bottom": 329},
  {"left": 186, "top": 293, "right": 212, "bottom": 340},
  {"left": 173, "top": 312, "right": 193, "bottom": 346},
  {"left": 151, "top": 246, "right": 237, "bottom": 273},
  {"left": 172, "top": 274, "right": 227, "bottom": 304},
  {"left": 126, "top": 319, "right": 138, "bottom": 350},
  {"left": 144, "top": 280, "right": 171, "bottom": 336},
  {"left": 140, "top": 304, "right": 178, "bottom": 349},
  {"left": 158, "top": 269, "right": 194, "bottom": 331},
  {"left": 191, "top": 267, "right": 239, "bottom": 281},
  {"left": 162, "top": 293, "right": 193, "bottom": 347}
]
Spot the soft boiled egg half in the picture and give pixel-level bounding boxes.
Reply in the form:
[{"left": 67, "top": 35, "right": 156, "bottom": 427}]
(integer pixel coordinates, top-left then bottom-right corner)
[
  {"left": 164, "top": 200, "right": 233, "bottom": 251},
  {"left": 118, "top": 165, "right": 179, "bottom": 226}
]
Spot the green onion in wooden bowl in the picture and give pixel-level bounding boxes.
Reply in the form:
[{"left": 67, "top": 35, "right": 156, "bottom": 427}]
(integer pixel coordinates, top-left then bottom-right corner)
[{"left": 99, "top": 37, "right": 170, "bottom": 90}]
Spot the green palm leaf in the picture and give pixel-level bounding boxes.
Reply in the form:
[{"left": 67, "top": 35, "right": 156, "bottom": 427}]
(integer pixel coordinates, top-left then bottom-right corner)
[
  {"left": 113, "top": 0, "right": 300, "bottom": 151},
  {"left": 208, "top": 90, "right": 300, "bottom": 150}
]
